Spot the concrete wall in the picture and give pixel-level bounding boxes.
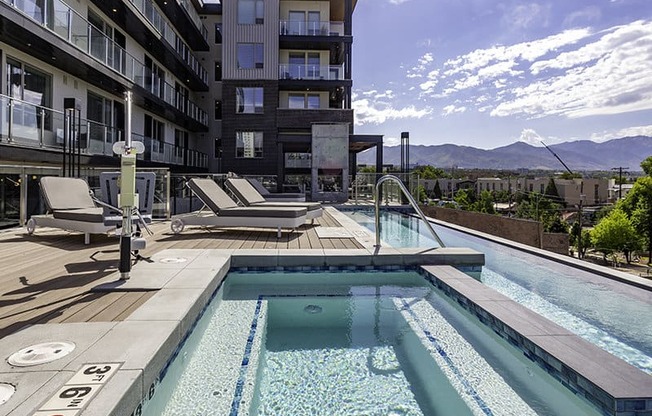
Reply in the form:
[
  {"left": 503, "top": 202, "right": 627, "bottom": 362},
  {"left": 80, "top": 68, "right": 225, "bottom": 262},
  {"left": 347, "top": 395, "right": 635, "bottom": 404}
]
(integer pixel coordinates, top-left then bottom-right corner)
[{"left": 421, "top": 205, "right": 569, "bottom": 254}]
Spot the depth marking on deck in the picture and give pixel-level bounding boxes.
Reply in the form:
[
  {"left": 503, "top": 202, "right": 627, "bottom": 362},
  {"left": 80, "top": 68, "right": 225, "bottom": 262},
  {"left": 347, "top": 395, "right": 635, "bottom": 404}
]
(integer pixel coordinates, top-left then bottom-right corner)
[{"left": 33, "top": 362, "right": 123, "bottom": 416}]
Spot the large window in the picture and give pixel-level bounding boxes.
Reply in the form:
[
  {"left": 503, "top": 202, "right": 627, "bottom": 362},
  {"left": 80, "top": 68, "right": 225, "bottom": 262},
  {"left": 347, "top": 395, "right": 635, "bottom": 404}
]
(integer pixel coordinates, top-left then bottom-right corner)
[
  {"left": 288, "top": 93, "right": 321, "bottom": 109},
  {"left": 6, "top": 57, "right": 52, "bottom": 130},
  {"left": 144, "top": 114, "right": 165, "bottom": 154},
  {"left": 237, "top": 43, "right": 264, "bottom": 69},
  {"left": 238, "top": 0, "right": 264, "bottom": 24},
  {"left": 236, "top": 131, "right": 263, "bottom": 158},
  {"left": 236, "top": 87, "right": 263, "bottom": 114}
]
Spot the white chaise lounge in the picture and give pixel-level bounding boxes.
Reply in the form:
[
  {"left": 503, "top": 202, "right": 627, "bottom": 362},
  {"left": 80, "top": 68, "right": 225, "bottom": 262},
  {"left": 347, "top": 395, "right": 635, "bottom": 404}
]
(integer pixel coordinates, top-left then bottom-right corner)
[
  {"left": 225, "top": 178, "right": 323, "bottom": 221},
  {"left": 170, "top": 178, "right": 307, "bottom": 238},
  {"left": 26, "top": 176, "right": 115, "bottom": 244}
]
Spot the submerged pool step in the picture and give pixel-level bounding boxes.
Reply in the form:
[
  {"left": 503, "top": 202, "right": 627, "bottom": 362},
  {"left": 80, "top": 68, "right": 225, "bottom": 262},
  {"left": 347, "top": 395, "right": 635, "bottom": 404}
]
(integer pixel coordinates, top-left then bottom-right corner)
[{"left": 420, "top": 265, "right": 652, "bottom": 416}]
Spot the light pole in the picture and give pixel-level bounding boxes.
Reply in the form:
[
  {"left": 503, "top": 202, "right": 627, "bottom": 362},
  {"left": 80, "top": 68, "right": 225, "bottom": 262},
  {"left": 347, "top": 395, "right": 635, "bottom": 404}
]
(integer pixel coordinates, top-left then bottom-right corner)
[{"left": 611, "top": 167, "right": 629, "bottom": 200}]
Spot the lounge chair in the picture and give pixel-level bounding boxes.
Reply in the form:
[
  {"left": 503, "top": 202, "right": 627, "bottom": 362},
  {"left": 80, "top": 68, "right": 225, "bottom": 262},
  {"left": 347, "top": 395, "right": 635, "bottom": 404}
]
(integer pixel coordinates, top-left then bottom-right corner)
[
  {"left": 246, "top": 178, "right": 306, "bottom": 202},
  {"left": 26, "top": 176, "right": 115, "bottom": 244},
  {"left": 225, "top": 178, "right": 323, "bottom": 221},
  {"left": 170, "top": 178, "right": 307, "bottom": 238}
]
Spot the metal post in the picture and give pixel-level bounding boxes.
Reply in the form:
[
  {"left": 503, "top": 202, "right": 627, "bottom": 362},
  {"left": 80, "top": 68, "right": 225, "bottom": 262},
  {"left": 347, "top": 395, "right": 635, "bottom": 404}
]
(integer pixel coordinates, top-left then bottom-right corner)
[
  {"left": 39, "top": 108, "right": 44, "bottom": 147},
  {"left": 8, "top": 99, "right": 13, "bottom": 142},
  {"left": 119, "top": 91, "right": 135, "bottom": 280}
]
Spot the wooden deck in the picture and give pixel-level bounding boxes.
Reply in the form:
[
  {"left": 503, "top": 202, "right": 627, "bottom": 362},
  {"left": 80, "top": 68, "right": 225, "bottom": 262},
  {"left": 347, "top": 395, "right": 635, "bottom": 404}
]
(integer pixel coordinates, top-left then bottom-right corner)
[{"left": 0, "top": 210, "right": 361, "bottom": 338}]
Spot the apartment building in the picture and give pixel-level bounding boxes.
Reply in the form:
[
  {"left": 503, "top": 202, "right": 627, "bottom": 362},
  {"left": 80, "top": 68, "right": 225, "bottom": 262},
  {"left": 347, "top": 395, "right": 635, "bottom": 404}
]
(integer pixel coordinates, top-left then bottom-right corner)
[
  {"left": 0, "top": 0, "right": 212, "bottom": 171},
  {"left": 0, "top": 0, "right": 381, "bottom": 211}
]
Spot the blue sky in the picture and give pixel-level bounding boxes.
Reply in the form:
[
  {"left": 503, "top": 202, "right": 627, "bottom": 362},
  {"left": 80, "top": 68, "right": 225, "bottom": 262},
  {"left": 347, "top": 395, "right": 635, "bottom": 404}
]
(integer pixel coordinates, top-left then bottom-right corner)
[{"left": 351, "top": 0, "right": 652, "bottom": 149}]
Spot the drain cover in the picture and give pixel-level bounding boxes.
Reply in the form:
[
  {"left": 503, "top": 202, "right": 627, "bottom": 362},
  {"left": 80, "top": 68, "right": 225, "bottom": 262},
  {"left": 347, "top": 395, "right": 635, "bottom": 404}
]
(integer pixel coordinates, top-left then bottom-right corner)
[
  {"left": 0, "top": 383, "right": 15, "bottom": 405},
  {"left": 159, "top": 257, "right": 188, "bottom": 264},
  {"left": 7, "top": 341, "right": 76, "bottom": 367}
]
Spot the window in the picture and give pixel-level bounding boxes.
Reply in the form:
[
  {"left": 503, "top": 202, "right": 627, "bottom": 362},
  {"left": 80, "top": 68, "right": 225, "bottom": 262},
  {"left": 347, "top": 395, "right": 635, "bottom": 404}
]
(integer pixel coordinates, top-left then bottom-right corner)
[
  {"left": 214, "top": 61, "right": 222, "bottom": 81},
  {"left": 237, "top": 43, "right": 264, "bottom": 69},
  {"left": 6, "top": 57, "right": 52, "bottom": 130},
  {"left": 287, "top": 93, "right": 321, "bottom": 109},
  {"left": 214, "top": 23, "right": 222, "bottom": 43},
  {"left": 236, "top": 131, "right": 263, "bottom": 158},
  {"left": 214, "top": 100, "right": 222, "bottom": 120},
  {"left": 236, "top": 87, "right": 263, "bottom": 113},
  {"left": 144, "top": 114, "right": 165, "bottom": 154},
  {"left": 238, "top": 0, "right": 264, "bottom": 24},
  {"left": 214, "top": 138, "right": 222, "bottom": 158}
]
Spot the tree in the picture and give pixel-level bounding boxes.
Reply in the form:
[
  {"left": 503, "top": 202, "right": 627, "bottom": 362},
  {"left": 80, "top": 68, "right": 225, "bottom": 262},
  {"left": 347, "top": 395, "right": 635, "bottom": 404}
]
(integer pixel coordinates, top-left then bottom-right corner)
[
  {"left": 641, "top": 156, "right": 652, "bottom": 176},
  {"left": 590, "top": 208, "right": 642, "bottom": 263},
  {"left": 432, "top": 180, "right": 442, "bottom": 199},
  {"left": 473, "top": 190, "right": 496, "bottom": 214},
  {"left": 619, "top": 176, "right": 652, "bottom": 263},
  {"left": 413, "top": 165, "right": 445, "bottom": 179},
  {"left": 454, "top": 189, "right": 473, "bottom": 210},
  {"left": 544, "top": 178, "right": 560, "bottom": 201}
]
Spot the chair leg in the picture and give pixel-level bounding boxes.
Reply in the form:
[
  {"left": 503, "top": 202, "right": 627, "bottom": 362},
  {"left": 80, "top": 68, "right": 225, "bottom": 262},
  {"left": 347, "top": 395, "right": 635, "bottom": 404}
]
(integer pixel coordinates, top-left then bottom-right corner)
[{"left": 84, "top": 233, "right": 90, "bottom": 245}]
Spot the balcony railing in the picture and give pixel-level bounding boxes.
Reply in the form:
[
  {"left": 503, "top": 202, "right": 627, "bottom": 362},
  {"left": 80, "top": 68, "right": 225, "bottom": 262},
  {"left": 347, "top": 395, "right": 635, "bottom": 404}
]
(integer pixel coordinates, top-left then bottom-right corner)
[
  {"left": 279, "top": 64, "right": 345, "bottom": 80},
  {"left": 279, "top": 20, "right": 344, "bottom": 37},
  {"left": 128, "top": 0, "right": 208, "bottom": 83},
  {"left": 1, "top": 0, "right": 208, "bottom": 86},
  {"left": 175, "top": 0, "right": 209, "bottom": 41},
  {"left": 0, "top": 94, "right": 208, "bottom": 169}
]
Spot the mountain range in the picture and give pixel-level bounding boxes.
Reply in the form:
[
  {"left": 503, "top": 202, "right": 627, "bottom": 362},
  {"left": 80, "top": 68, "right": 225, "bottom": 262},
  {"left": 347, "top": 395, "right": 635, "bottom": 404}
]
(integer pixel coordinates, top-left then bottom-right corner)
[{"left": 356, "top": 136, "right": 652, "bottom": 171}]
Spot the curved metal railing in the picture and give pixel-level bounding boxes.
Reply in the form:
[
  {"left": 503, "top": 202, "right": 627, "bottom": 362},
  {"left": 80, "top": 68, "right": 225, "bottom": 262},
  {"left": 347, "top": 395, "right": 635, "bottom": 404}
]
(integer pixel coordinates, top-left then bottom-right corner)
[{"left": 374, "top": 175, "right": 445, "bottom": 248}]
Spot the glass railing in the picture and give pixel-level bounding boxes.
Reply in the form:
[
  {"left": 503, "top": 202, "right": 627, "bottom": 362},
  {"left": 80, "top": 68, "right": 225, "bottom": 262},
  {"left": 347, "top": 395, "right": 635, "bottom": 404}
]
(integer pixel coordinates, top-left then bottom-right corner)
[
  {"left": 279, "top": 20, "right": 344, "bottom": 37},
  {"left": 279, "top": 64, "right": 346, "bottom": 80},
  {"left": 348, "top": 172, "right": 420, "bottom": 204},
  {"left": 1, "top": 0, "right": 208, "bottom": 88},
  {"left": 128, "top": 0, "right": 208, "bottom": 81},
  {"left": 0, "top": 94, "right": 208, "bottom": 169},
  {"left": 175, "top": 0, "right": 209, "bottom": 41}
]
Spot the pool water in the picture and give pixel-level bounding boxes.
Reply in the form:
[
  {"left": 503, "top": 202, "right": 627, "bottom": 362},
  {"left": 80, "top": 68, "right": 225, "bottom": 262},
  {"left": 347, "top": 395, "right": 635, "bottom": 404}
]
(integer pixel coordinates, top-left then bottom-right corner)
[
  {"left": 142, "top": 271, "right": 600, "bottom": 416},
  {"left": 346, "top": 210, "right": 652, "bottom": 374}
]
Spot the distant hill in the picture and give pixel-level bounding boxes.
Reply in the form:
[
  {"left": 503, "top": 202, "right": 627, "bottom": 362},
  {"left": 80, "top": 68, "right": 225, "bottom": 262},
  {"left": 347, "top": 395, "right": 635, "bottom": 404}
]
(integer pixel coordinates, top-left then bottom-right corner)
[{"left": 356, "top": 136, "right": 652, "bottom": 171}]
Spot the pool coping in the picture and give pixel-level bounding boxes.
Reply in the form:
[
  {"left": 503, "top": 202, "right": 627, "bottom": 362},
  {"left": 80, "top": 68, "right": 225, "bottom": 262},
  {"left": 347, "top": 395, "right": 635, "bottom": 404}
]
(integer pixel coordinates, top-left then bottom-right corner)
[
  {"left": 421, "top": 265, "right": 652, "bottom": 416},
  {"left": 0, "top": 248, "right": 484, "bottom": 416}
]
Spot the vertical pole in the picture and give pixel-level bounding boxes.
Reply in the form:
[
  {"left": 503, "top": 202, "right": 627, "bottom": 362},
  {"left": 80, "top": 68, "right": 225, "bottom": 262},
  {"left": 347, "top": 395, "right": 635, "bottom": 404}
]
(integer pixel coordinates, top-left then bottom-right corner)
[
  {"left": 578, "top": 181, "right": 584, "bottom": 259},
  {"left": 119, "top": 91, "right": 135, "bottom": 280},
  {"left": 63, "top": 109, "right": 68, "bottom": 176}
]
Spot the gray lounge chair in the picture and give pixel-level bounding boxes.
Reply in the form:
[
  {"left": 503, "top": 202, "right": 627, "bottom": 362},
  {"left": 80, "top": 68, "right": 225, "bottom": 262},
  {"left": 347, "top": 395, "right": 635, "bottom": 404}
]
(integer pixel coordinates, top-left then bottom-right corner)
[
  {"left": 247, "top": 178, "right": 306, "bottom": 202},
  {"left": 170, "top": 178, "right": 307, "bottom": 238},
  {"left": 225, "top": 178, "right": 323, "bottom": 221},
  {"left": 26, "top": 176, "right": 115, "bottom": 244}
]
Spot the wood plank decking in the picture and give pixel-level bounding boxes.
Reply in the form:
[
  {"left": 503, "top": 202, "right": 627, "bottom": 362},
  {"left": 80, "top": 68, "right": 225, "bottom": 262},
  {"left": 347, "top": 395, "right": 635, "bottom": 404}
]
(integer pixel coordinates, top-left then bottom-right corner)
[{"left": 0, "top": 210, "right": 361, "bottom": 338}]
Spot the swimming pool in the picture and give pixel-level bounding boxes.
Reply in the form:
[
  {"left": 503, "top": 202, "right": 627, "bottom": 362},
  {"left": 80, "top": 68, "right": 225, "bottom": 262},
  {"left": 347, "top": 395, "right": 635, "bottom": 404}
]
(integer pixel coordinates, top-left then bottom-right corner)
[
  {"left": 345, "top": 210, "right": 652, "bottom": 375},
  {"left": 141, "top": 270, "right": 600, "bottom": 416}
]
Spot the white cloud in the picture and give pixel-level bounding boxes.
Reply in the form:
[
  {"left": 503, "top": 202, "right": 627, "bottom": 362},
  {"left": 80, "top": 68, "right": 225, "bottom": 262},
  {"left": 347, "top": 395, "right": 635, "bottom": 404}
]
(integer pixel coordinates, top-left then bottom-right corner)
[
  {"left": 442, "top": 105, "right": 467, "bottom": 116},
  {"left": 353, "top": 98, "right": 433, "bottom": 125},
  {"left": 590, "top": 125, "right": 652, "bottom": 142},
  {"left": 383, "top": 136, "right": 401, "bottom": 146},
  {"left": 492, "top": 20, "right": 652, "bottom": 118},
  {"left": 502, "top": 3, "right": 552, "bottom": 30},
  {"left": 440, "top": 28, "right": 591, "bottom": 95},
  {"left": 388, "top": 0, "right": 411, "bottom": 4},
  {"left": 518, "top": 128, "right": 546, "bottom": 146},
  {"left": 407, "top": 53, "right": 434, "bottom": 79}
]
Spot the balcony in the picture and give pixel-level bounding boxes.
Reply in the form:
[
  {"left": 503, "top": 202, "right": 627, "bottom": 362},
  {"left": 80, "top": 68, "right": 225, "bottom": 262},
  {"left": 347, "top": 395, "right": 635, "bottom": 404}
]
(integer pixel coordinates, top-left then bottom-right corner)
[
  {"left": 155, "top": 0, "right": 209, "bottom": 50},
  {"left": 279, "top": 20, "right": 344, "bottom": 37},
  {"left": 277, "top": 108, "right": 353, "bottom": 130},
  {"left": 279, "top": 64, "right": 345, "bottom": 81},
  {"left": 0, "top": 95, "right": 208, "bottom": 169},
  {"left": 107, "top": 0, "right": 209, "bottom": 84}
]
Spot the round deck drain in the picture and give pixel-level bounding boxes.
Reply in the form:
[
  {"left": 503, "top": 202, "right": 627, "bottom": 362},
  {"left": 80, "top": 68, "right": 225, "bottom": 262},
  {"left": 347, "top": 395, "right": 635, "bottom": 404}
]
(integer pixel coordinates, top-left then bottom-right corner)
[
  {"left": 7, "top": 341, "right": 75, "bottom": 367},
  {"left": 159, "top": 257, "right": 188, "bottom": 264},
  {"left": 0, "top": 383, "right": 15, "bottom": 405}
]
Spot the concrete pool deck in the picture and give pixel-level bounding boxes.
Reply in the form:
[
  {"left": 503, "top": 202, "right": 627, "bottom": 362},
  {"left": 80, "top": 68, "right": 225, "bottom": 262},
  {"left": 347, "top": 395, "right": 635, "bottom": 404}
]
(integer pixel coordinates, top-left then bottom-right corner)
[{"left": 0, "top": 207, "right": 650, "bottom": 415}]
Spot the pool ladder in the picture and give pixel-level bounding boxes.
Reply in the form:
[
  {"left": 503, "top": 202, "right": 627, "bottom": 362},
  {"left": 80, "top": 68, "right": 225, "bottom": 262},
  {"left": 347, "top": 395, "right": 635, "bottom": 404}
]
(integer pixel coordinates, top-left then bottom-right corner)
[{"left": 374, "top": 175, "right": 445, "bottom": 248}]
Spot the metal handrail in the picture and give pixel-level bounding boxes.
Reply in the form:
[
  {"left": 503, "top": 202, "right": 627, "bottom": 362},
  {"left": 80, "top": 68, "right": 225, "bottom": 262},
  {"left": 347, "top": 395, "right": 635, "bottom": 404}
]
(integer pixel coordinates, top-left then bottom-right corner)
[{"left": 374, "top": 174, "right": 445, "bottom": 248}]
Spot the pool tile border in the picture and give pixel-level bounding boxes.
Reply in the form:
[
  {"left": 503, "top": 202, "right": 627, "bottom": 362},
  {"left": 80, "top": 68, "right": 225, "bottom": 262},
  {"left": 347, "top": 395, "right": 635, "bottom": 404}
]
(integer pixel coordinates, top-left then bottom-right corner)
[{"left": 419, "top": 265, "right": 652, "bottom": 416}]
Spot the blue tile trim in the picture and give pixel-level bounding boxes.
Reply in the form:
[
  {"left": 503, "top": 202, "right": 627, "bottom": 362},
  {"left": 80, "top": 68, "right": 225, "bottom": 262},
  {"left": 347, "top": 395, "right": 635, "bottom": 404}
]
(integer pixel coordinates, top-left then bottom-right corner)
[
  {"left": 398, "top": 298, "right": 494, "bottom": 416},
  {"left": 228, "top": 291, "right": 496, "bottom": 416},
  {"left": 229, "top": 295, "right": 264, "bottom": 416}
]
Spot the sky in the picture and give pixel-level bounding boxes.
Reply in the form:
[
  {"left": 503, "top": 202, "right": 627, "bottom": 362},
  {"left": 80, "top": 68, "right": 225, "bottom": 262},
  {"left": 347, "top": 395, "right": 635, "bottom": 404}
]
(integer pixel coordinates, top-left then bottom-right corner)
[{"left": 351, "top": 0, "right": 652, "bottom": 149}]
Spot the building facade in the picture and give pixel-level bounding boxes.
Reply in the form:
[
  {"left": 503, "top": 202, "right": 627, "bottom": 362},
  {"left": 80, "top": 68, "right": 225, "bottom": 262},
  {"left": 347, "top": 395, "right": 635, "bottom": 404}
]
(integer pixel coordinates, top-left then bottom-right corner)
[{"left": 0, "top": 0, "right": 382, "bottom": 222}]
